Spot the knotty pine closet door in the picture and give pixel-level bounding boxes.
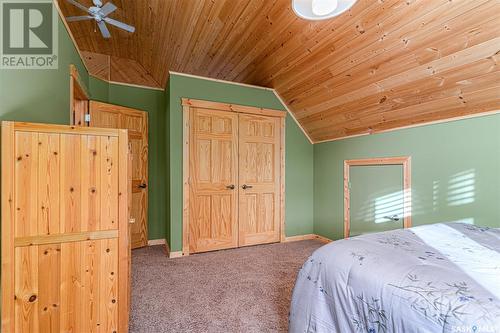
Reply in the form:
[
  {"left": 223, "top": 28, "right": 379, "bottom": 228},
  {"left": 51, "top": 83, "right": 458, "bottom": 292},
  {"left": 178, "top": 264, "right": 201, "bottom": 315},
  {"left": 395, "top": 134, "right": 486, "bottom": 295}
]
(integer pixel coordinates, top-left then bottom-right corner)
[
  {"left": 184, "top": 99, "right": 285, "bottom": 255},
  {"left": 189, "top": 108, "right": 239, "bottom": 253},
  {"left": 238, "top": 114, "right": 281, "bottom": 246},
  {"left": 1, "top": 122, "right": 130, "bottom": 333}
]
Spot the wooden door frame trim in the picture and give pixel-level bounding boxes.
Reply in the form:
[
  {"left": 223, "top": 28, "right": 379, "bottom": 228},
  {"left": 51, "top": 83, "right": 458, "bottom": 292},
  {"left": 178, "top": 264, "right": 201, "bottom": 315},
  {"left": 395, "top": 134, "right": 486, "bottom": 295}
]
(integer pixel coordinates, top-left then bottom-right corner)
[
  {"left": 182, "top": 99, "right": 286, "bottom": 256},
  {"left": 69, "top": 64, "right": 90, "bottom": 126},
  {"left": 343, "top": 156, "right": 412, "bottom": 238},
  {"left": 181, "top": 98, "right": 286, "bottom": 118},
  {"left": 118, "top": 128, "right": 130, "bottom": 333},
  {"left": 1, "top": 122, "right": 15, "bottom": 332},
  {"left": 182, "top": 104, "right": 190, "bottom": 256}
]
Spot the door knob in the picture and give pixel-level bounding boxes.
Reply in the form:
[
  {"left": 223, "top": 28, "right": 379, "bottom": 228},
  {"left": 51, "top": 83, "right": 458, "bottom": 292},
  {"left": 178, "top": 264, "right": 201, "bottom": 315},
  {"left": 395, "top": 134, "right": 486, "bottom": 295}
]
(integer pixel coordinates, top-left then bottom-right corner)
[
  {"left": 138, "top": 183, "right": 147, "bottom": 189},
  {"left": 242, "top": 184, "right": 253, "bottom": 189},
  {"left": 226, "top": 184, "right": 235, "bottom": 190},
  {"left": 384, "top": 215, "right": 399, "bottom": 222}
]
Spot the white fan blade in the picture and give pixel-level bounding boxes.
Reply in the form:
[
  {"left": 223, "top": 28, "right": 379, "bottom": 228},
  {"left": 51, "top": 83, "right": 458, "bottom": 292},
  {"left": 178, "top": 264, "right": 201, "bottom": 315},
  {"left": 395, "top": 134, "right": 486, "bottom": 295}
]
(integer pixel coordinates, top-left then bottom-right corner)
[
  {"left": 97, "top": 21, "right": 111, "bottom": 38},
  {"left": 104, "top": 17, "right": 135, "bottom": 33},
  {"left": 66, "top": 15, "right": 93, "bottom": 22},
  {"left": 66, "top": 0, "right": 90, "bottom": 13},
  {"left": 99, "top": 2, "right": 117, "bottom": 16}
]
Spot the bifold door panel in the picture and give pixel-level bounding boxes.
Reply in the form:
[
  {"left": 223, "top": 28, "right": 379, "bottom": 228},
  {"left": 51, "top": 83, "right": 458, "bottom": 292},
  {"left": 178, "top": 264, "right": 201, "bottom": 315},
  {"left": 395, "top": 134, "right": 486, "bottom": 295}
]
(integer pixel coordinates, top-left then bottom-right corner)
[
  {"left": 1, "top": 122, "right": 130, "bottom": 333},
  {"left": 184, "top": 99, "right": 284, "bottom": 254}
]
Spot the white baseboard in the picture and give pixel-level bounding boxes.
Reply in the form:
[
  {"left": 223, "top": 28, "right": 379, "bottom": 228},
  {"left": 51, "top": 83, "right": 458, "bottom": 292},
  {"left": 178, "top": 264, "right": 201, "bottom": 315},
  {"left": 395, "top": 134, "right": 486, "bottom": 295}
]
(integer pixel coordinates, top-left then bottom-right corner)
[{"left": 147, "top": 238, "right": 166, "bottom": 246}]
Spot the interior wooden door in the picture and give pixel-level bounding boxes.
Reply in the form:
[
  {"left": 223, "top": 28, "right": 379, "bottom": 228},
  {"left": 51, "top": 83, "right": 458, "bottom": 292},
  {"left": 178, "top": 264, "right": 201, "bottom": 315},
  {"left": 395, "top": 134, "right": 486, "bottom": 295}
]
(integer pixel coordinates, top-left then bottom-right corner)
[
  {"left": 89, "top": 101, "right": 149, "bottom": 249},
  {"left": 1, "top": 122, "right": 130, "bottom": 333},
  {"left": 189, "top": 108, "right": 238, "bottom": 253},
  {"left": 238, "top": 114, "right": 282, "bottom": 246}
]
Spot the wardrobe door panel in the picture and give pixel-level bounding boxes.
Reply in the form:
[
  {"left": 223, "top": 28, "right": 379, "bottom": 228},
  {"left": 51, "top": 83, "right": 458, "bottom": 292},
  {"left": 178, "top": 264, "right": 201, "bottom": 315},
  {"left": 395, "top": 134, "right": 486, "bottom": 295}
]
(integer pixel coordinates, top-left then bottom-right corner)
[
  {"left": 189, "top": 109, "right": 238, "bottom": 253},
  {"left": 1, "top": 122, "right": 130, "bottom": 333},
  {"left": 238, "top": 114, "right": 281, "bottom": 246}
]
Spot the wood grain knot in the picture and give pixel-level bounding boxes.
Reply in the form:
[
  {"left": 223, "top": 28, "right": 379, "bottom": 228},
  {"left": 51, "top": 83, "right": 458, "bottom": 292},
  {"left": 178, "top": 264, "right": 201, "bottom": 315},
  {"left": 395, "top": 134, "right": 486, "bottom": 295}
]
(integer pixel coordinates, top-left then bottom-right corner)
[{"left": 28, "top": 295, "right": 37, "bottom": 302}]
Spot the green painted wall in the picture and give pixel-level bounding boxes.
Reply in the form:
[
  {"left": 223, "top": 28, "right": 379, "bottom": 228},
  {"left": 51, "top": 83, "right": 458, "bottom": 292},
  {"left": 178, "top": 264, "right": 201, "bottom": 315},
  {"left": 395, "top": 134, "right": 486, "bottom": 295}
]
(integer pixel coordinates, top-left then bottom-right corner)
[
  {"left": 0, "top": 7, "right": 314, "bottom": 249},
  {"left": 88, "top": 78, "right": 168, "bottom": 240},
  {"left": 349, "top": 165, "right": 404, "bottom": 236},
  {"left": 88, "top": 76, "right": 109, "bottom": 102},
  {"left": 164, "top": 80, "right": 171, "bottom": 244},
  {"left": 0, "top": 16, "right": 88, "bottom": 123},
  {"left": 314, "top": 114, "right": 500, "bottom": 240},
  {"left": 168, "top": 74, "right": 314, "bottom": 251}
]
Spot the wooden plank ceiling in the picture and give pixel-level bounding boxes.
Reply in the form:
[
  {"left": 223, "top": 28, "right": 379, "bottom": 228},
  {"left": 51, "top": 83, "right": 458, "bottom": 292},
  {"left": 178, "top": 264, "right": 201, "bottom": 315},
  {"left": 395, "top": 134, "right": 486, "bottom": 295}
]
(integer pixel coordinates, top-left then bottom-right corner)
[{"left": 57, "top": 0, "right": 500, "bottom": 142}]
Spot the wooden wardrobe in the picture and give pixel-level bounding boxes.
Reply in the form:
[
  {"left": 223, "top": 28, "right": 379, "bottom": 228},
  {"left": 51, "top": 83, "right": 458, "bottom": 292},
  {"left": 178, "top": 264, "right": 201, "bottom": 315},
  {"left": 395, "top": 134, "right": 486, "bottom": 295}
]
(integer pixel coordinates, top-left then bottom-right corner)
[
  {"left": 1, "top": 122, "right": 130, "bottom": 332},
  {"left": 182, "top": 99, "right": 285, "bottom": 255}
]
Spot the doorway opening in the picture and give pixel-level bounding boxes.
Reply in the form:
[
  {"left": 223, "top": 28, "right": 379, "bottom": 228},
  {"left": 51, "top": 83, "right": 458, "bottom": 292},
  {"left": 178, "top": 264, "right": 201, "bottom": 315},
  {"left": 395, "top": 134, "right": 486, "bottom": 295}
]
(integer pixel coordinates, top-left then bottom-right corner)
[{"left": 343, "top": 157, "right": 412, "bottom": 238}]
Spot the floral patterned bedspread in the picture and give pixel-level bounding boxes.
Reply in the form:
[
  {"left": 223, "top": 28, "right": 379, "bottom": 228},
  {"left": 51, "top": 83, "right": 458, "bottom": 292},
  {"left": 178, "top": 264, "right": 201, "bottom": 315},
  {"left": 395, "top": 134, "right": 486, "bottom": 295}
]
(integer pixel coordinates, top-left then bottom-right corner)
[{"left": 289, "top": 223, "right": 500, "bottom": 333}]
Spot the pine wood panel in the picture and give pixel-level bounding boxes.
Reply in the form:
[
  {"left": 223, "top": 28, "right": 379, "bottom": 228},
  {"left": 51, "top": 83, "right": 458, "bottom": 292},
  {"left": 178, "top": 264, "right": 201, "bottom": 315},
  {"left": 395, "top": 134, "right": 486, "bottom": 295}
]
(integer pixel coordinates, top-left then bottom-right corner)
[
  {"left": 188, "top": 108, "right": 239, "bottom": 253},
  {"left": 183, "top": 101, "right": 285, "bottom": 254},
  {"left": 1, "top": 122, "right": 130, "bottom": 333},
  {"left": 238, "top": 114, "right": 282, "bottom": 246},
  {"left": 89, "top": 101, "right": 149, "bottom": 249},
  {"left": 57, "top": 0, "right": 500, "bottom": 142}
]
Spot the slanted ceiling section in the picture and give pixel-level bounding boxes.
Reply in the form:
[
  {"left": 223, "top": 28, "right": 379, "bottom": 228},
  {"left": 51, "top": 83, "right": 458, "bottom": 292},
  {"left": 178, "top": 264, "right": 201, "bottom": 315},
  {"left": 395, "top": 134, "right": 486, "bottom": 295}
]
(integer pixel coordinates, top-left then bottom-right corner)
[
  {"left": 57, "top": 0, "right": 500, "bottom": 142},
  {"left": 81, "top": 51, "right": 161, "bottom": 88}
]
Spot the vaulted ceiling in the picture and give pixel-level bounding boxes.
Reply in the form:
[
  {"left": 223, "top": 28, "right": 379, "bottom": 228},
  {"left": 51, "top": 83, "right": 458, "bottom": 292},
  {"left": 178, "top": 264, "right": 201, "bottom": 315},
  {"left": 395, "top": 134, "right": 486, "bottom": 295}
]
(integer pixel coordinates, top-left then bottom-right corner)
[{"left": 57, "top": 0, "right": 500, "bottom": 142}]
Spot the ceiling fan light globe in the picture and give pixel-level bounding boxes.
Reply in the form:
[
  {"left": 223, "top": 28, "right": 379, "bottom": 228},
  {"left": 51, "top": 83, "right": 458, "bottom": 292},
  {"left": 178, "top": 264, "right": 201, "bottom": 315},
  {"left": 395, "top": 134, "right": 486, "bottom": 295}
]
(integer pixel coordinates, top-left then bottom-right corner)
[
  {"left": 311, "top": 0, "right": 338, "bottom": 16},
  {"left": 292, "top": 0, "right": 357, "bottom": 20}
]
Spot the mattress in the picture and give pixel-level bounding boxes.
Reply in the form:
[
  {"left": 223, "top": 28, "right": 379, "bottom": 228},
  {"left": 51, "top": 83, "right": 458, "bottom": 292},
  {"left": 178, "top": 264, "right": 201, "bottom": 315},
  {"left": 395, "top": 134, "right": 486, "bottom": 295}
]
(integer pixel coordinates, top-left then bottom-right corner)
[{"left": 289, "top": 223, "right": 500, "bottom": 333}]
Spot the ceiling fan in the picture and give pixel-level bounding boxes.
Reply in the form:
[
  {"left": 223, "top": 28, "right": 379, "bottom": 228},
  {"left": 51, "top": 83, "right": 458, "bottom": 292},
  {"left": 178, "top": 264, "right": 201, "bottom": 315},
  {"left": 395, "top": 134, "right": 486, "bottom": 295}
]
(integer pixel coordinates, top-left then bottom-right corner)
[{"left": 65, "top": 0, "right": 135, "bottom": 39}]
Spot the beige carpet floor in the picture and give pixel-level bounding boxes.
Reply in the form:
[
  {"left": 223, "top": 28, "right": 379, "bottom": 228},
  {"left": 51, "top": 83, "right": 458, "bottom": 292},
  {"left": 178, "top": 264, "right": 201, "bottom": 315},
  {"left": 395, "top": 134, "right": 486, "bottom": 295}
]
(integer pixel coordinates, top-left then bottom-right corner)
[{"left": 129, "top": 240, "right": 323, "bottom": 333}]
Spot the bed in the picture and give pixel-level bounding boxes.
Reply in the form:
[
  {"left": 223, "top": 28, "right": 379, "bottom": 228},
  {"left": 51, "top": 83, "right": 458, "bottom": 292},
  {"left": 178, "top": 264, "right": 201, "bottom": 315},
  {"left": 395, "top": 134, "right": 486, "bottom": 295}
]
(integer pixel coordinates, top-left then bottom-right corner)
[{"left": 289, "top": 223, "right": 500, "bottom": 333}]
